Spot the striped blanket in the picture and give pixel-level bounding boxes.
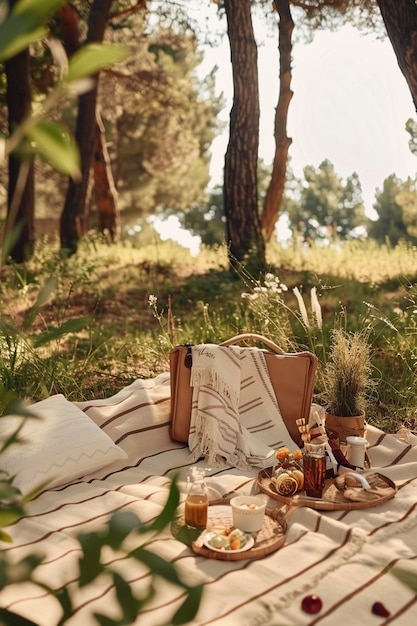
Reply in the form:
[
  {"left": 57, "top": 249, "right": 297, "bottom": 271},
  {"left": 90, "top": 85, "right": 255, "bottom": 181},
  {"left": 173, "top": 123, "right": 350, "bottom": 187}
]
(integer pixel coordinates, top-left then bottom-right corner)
[
  {"left": 188, "top": 344, "right": 295, "bottom": 468},
  {"left": 1, "top": 373, "right": 417, "bottom": 625}
]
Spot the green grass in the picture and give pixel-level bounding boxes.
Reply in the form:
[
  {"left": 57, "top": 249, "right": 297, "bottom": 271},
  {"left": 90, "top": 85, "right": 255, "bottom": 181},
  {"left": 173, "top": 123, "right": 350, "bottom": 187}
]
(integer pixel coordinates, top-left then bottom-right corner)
[{"left": 1, "top": 231, "right": 417, "bottom": 433}]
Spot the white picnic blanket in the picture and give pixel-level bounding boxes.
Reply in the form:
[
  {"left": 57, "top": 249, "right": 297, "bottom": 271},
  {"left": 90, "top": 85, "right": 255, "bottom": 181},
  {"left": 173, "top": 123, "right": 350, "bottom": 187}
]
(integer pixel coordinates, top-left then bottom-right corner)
[
  {"left": 188, "top": 344, "right": 296, "bottom": 469},
  {"left": 1, "top": 374, "right": 417, "bottom": 625}
]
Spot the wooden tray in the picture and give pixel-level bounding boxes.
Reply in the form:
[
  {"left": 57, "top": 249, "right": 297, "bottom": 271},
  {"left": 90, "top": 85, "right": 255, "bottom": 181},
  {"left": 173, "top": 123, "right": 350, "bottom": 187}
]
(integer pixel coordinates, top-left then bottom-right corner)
[
  {"left": 179, "top": 504, "right": 287, "bottom": 561},
  {"left": 257, "top": 467, "right": 397, "bottom": 511}
]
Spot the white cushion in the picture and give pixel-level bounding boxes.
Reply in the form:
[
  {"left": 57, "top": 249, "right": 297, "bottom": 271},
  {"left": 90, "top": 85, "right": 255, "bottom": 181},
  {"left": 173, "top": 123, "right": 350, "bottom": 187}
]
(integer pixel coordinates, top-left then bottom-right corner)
[{"left": 0, "top": 394, "right": 127, "bottom": 495}]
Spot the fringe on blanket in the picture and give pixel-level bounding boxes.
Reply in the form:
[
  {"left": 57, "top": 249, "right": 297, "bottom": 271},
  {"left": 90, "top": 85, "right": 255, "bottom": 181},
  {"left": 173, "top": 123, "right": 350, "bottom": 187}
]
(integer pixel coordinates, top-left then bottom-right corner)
[
  {"left": 190, "top": 366, "right": 240, "bottom": 411},
  {"left": 189, "top": 412, "right": 251, "bottom": 470}
]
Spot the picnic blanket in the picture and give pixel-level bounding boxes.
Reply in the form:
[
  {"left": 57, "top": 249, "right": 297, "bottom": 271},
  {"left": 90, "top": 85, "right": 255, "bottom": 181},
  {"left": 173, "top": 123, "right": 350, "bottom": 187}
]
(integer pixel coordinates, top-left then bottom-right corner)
[{"left": 0, "top": 373, "right": 417, "bottom": 625}]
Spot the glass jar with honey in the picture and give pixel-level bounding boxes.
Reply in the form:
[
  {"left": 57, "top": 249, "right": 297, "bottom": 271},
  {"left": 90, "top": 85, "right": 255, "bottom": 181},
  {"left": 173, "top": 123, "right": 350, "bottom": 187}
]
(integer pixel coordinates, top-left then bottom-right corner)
[{"left": 184, "top": 466, "right": 208, "bottom": 529}]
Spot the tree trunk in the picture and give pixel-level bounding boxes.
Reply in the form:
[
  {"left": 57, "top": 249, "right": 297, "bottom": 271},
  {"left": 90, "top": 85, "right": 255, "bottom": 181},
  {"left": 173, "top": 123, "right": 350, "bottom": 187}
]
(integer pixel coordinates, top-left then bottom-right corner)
[
  {"left": 262, "top": 0, "right": 294, "bottom": 242},
  {"left": 4, "top": 0, "right": 35, "bottom": 263},
  {"left": 60, "top": 0, "right": 114, "bottom": 254},
  {"left": 376, "top": 0, "right": 417, "bottom": 111},
  {"left": 223, "top": 0, "right": 266, "bottom": 272},
  {"left": 94, "top": 109, "right": 120, "bottom": 242}
]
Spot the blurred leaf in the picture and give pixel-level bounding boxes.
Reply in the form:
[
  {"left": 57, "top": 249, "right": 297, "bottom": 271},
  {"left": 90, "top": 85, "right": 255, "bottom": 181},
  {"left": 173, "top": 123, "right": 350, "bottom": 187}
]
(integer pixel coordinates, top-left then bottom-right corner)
[
  {"left": 0, "top": 607, "right": 40, "bottom": 625},
  {"left": 7, "top": 554, "right": 44, "bottom": 583},
  {"left": 23, "top": 276, "right": 59, "bottom": 330},
  {"left": 53, "top": 585, "right": 73, "bottom": 623},
  {"left": 130, "top": 546, "right": 185, "bottom": 588},
  {"left": 0, "top": 223, "right": 22, "bottom": 266},
  {"left": 13, "top": 0, "right": 66, "bottom": 20},
  {"left": 0, "top": 506, "right": 24, "bottom": 528},
  {"left": 138, "top": 476, "right": 180, "bottom": 534},
  {"left": 33, "top": 316, "right": 91, "bottom": 347},
  {"left": 20, "top": 481, "right": 51, "bottom": 504},
  {"left": 66, "top": 43, "right": 129, "bottom": 82},
  {"left": 0, "top": 26, "right": 47, "bottom": 61},
  {"left": 0, "top": 529, "right": 13, "bottom": 543},
  {"left": 78, "top": 533, "right": 103, "bottom": 586},
  {"left": 171, "top": 584, "right": 204, "bottom": 625},
  {"left": 26, "top": 121, "right": 80, "bottom": 177},
  {"left": 105, "top": 511, "right": 140, "bottom": 550},
  {"left": 392, "top": 567, "right": 417, "bottom": 594},
  {"left": 0, "top": 0, "right": 66, "bottom": 61},
  {"left": 112, "top": 572, "right": 138, "bottom": 622},
  {"left": 1, "top": 396, "right": 38, "bottom": 421}
]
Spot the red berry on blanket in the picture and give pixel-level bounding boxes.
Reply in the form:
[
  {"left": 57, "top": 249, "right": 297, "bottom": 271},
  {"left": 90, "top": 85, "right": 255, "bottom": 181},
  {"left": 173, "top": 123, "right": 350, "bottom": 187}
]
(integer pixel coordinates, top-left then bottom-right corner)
[
  {"left": 301, "top": 595, "right": 322, "bottom": 614},
  {"left": 372, "top": 601, "right": 390, "bottom": 617}
]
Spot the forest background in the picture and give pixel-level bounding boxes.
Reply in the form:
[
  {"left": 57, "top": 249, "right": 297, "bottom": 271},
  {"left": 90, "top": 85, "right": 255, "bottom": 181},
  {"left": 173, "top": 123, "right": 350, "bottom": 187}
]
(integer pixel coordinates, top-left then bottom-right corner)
[{"left": 1, "top": 0, "right": 417, "bottom": 435}]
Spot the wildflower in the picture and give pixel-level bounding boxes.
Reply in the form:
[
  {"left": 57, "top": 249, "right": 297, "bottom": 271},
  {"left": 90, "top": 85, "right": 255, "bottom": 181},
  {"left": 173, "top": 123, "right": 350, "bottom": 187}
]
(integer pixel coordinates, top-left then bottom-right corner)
[
  {"left": 241, "top": 292, "right": 258, "bottom": 301},
  {"left": 311, "top": 287, "right": 322, "bottom": 329},
  {"left": 275, "top": 447, "right": 291, "bottom": 461},
  {"left": 148, "top": 294, "right": 158, "bottom": 307},
  {"left": 275, "top": 447, "right": 302, "bottom": 462},
  {"left": 293, "top": 287, "right": 309, "bottom": 327}
]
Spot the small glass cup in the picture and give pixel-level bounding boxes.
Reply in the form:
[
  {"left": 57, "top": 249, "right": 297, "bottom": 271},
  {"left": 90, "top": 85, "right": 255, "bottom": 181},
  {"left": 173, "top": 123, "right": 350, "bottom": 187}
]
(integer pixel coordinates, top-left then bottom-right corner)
[{"left": 303, "top": 442, "right": 326, "bottom": 499}]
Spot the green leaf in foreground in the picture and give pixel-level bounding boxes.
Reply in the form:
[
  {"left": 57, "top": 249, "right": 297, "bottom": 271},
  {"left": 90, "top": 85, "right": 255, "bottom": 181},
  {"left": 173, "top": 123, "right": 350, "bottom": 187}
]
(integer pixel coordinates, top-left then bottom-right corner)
[
  {"left": 0, "top": 607, "right": 40, "bottom": 625},
  {"left": 0, "top": 0, "right": 66, "bottom": 62},
  {"left": 138, "top": 476, "right": 181, "bottom": 534},
  {"left": 33, "top": 317, "right": 91, "bottom": 347},
  {"left": 66, "top": 43, "right": 129, "bottom": 83},
  {"left": 171, "top": 584, "right": 204, "bottom": 625},
  {"left": 26, "top": 121, "right": 80, "bottom": 177}
]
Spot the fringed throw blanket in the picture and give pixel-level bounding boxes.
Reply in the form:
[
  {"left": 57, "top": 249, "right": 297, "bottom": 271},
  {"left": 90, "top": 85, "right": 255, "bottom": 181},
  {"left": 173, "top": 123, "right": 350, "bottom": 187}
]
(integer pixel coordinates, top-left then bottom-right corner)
[{"left": 188, "top": 344, "right": 295, "bottom": 468}]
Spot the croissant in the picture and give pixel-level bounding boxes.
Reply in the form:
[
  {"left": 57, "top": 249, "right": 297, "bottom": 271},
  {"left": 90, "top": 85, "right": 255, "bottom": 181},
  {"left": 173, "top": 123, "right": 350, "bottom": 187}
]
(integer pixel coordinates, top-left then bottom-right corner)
[
  {"left": 343, "top": 488, "right": 379, "bottom": 502},
  {"left": 334, "top": 474, "right": 362, "bottom": 490},
  {"left": 344, "top": 486, "right": 395, "bottom": 502}
]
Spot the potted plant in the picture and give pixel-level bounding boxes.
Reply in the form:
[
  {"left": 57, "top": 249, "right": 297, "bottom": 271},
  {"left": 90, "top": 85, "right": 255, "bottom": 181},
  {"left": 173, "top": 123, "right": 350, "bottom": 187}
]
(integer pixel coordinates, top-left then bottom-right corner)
[{"left": 322, "top": 328, "right": 373, "bottom": 445}]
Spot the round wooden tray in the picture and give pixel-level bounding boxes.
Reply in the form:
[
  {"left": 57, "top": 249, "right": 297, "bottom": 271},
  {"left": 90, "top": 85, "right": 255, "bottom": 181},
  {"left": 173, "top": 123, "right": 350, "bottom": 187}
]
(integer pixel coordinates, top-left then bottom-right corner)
[
  {"left": 257, "top": 467, "right": 397, "bottom": 511},
  {"left": 174, "top": 503, "right": 287, "bottom": 561}
]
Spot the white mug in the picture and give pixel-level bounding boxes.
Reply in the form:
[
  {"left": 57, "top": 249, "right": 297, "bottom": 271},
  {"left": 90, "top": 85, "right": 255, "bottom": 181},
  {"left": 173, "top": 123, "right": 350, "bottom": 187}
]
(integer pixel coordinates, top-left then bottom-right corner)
[{"left": 346, "top": 435, "right": 368, "bottom": 469}]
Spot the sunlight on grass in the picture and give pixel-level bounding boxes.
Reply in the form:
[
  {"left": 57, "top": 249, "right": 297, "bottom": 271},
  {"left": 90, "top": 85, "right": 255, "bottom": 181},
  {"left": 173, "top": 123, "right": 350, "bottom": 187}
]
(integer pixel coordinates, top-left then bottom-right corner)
[{"left": 1, "top": 232, "right": 417, "bottom": 431}]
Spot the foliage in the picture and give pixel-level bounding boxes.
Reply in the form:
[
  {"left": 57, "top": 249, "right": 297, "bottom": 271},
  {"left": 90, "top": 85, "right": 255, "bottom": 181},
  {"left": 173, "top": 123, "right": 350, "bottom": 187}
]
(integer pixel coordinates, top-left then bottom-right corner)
[
  {"left": 102, "top": 22, "right": 223, "bottom": 215},
  {"left": 0, "top": 0, "right": 129, "bottom": 186},
  {"left": 322, "top": 328, "right": 373, "bottom": 417},
  {"left": 368, "top": 173, "right": 417, "bottom": 245},
  {"left": 0, "top": 0, "right": 66, "bottom": 62},
  {"left": 179, "top": 185, "right": 226, "bottom": 247},
  {"left": 405, "top": 117, "right": 417, "bottom": 157},
  {"left": 171, "top": 158, "right": 273, "bottom": 248},
  {"left": 287, "top": 159, "right": 366, "bottom": 243}
]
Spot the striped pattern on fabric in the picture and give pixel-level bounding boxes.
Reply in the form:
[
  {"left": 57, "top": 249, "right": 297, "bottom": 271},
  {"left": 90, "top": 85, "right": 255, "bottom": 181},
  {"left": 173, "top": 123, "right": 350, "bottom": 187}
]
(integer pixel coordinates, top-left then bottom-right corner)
[
  {"left": 188, "top": 345, "right": 295, "bottom": 468},
  {"left": 0, "top": 373, "right": 416, "bottom": 625}
]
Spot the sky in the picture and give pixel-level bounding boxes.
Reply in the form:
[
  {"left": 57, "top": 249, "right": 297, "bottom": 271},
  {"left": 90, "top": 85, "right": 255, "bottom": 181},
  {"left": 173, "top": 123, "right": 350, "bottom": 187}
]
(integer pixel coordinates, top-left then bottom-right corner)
[
  {"left": 154, "top": 5, "right": 417, "bottom": 249},
  {"left": 204, "top": 18, "right": 417, "bottom": 216}
]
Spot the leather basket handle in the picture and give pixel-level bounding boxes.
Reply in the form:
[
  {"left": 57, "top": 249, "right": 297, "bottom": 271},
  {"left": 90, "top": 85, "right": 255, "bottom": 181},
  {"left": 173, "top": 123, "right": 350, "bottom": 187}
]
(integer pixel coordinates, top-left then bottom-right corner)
[{"left": 220, "top": 333, "right": 285, "bottom": 355}]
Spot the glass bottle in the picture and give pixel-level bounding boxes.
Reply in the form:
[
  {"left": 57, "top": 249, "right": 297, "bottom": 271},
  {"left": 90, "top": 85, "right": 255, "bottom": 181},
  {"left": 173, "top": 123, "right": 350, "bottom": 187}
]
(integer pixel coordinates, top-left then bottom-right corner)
[
  {"left": 184, "top": 466, "right": 208, "bottom": 529},
  {"left": 303, "top": 441, "right": 326, "bottom": 499}
]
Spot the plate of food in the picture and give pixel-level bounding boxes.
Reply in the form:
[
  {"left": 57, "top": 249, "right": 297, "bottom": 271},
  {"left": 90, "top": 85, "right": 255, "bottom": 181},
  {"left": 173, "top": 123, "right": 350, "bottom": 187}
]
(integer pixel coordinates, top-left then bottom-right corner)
[{"left": 203, "top": 527, "right": 254, "bottom": 553}]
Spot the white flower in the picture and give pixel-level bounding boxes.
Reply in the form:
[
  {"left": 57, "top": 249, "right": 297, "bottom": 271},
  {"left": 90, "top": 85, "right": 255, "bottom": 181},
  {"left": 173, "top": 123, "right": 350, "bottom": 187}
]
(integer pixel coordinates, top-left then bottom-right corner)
[
  {"left": 293, "top": 287, "right": 309, "bottom": 327},
  {"left": 311, "top": 287, "right": 322, "bottom": 329},
  {"left": 148, "top": 294, "right": 158, "bottom": 307}
]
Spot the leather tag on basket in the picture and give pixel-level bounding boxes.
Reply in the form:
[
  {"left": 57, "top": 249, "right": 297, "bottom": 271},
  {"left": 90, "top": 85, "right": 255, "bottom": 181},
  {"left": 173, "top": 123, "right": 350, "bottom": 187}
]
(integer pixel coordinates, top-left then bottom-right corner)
[
  {"left": 169, "top": 333, "right": 318, "bottom": 446},
  {"left": 325, "top": 412, "right": 365, "bottom": 446}
]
